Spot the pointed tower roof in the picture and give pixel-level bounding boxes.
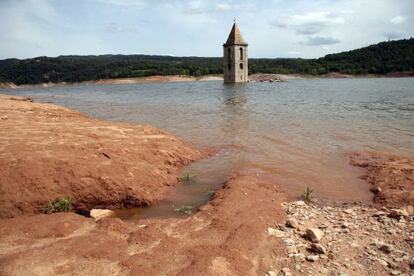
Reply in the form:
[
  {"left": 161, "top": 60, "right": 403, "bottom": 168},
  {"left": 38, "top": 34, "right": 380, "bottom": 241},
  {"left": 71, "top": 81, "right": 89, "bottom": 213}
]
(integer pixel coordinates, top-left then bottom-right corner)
[{"left": 224, "top": 22, "right": 248, "bottom": 46}]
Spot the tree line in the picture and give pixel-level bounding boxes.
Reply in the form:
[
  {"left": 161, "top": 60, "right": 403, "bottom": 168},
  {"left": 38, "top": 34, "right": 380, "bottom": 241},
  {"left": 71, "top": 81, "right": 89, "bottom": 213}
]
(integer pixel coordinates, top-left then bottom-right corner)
[{"left": 0, "top": 38, "right": 413, "bottom": 85}]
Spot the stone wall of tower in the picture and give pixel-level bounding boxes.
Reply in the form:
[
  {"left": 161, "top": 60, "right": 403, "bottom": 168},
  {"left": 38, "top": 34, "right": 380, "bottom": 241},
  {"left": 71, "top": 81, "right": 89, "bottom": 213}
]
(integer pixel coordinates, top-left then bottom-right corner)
[{"left": 223, "top": 44, "right": 248, "bottom": 83}]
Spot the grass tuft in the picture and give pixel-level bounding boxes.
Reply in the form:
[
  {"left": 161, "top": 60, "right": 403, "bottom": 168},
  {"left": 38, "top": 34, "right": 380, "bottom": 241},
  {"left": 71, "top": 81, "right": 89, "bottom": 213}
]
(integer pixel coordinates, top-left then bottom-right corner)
[
  {"left": 180, "top": 173, "right": 196, "bottom": 183},
  {"left": 302, "top": 187, "right": 314, "bottom": 202},
  {"left": 174, "top": 205, "right": 193, "bottom": 215},
  {"left": 42, "top": 197, "right": 73, "bottom": 214}
]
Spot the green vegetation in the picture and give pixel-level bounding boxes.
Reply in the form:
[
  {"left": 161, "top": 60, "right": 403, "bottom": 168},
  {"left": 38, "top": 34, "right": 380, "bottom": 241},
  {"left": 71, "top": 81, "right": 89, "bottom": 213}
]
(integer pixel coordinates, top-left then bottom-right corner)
[
  {"left": 0, "top": 38, "right": 413, "bottom": 85},
  {"left": 302, "top": 187, "right": 314, "bottom": 203},
  {"left": 180, "top": 173, "right": 196, "bottom": 183},
  {"left": 174, "top": 205, "right": 193, "bottom": 215},
  {"left": 42, "top": 197, "right": 73, "bottom": 214}
]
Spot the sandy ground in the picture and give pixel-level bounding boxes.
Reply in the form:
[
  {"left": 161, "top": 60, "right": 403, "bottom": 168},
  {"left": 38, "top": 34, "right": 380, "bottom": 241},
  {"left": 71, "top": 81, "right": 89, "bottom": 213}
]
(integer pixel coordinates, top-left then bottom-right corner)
[
  {"left": 0, "top": 94, "right": 412, "bottom": 275},
  {"left": 0, "top": 95, "right": 201, "bottom": 218}
]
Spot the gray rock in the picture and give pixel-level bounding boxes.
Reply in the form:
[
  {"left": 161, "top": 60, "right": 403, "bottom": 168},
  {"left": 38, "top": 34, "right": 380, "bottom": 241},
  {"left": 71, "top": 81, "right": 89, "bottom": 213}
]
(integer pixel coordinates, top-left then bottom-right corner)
[
  {"left": 286, "top": 245, "right": 298, "bottom": 254},
  {"left": 286, "top": 218, "right": 299, "bottom": 229},
  {"left": 291, "top": 253, "right": 305, "bottom": 262},
  {"left": 310, "top": 243, "right": 327, "bottom": 254},
  {"left": 283, "top": 238, "right": 295, "bottom": 246},
  {"left": 294, "top": 200, "right": 307, "bottom": 206},
  {"left": 306, "top": 255, "right": 319, "bottom": 262},
  {"left": 306, "top": 228, "right": 324, "bottom": 243},
  {"left": 281, "top": 267, "right": 291, "bottom": 276},
  {"left": 389, "top": 209, "right": 409, "bottom": 219},
  {"left": 370, "top": 186, "right": 382, "bottom": 194},
  {"left": 404, "top": 205, "right": 413, "bottom": 215},
  {"left": 373, "top": 211, "right": 387, "bottom": 217},
  {"left": 89, "top": 209, "right": 114, "bottom": 221},
  {"left": 379, "top": 243, "right": 393, "bottom": 254},
  {"left": 267, "top": 228, "right": 285, "bottom": 237},
  {"left": 377, "top": 258, "right": 388, "bottom": 266}
]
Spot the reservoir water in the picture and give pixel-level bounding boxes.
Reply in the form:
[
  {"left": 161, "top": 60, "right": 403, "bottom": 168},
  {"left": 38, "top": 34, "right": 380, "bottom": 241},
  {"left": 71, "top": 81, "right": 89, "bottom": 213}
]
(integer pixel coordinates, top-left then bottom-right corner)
[{"left": 2, "top": 78, "right": 413, "bottom": 219}]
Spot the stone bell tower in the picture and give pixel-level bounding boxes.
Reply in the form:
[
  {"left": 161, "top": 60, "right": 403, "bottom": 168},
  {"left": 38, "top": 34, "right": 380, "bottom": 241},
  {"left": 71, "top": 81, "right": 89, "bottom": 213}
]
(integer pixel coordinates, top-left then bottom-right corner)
[{"left": 223, "top": 21, "right": 248, "bottom": 83}]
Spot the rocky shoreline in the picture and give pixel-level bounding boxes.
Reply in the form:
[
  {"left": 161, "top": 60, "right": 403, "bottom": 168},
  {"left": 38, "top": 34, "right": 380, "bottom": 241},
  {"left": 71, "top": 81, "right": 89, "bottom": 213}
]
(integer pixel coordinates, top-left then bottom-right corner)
[{"left": 266, "top": 201, "right": 413, "bottom": 276}]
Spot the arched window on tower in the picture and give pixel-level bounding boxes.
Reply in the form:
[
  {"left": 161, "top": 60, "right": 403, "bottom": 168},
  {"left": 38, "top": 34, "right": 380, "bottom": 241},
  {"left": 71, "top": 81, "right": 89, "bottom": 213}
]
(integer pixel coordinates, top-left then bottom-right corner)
[
  {"left": 228, "top": 48, "right": 231, "bottom": 59},
  {"left": 240, "top": 47, "right": 244, "bottom": 61},
  {"left": 240, "top": 63, "right": 243, "bottom": 70}
]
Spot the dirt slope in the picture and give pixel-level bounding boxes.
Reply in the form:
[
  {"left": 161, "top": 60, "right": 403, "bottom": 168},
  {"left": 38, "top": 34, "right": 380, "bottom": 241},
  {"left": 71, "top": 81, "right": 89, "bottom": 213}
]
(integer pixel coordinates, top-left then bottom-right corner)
[{"left": 0, "top": 95, "right": 201, "bottom": 218}]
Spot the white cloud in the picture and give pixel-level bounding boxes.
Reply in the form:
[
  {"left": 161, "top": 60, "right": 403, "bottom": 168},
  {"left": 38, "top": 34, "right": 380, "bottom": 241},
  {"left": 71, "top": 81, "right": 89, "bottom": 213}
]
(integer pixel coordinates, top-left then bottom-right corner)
[
  {"left": 390, "top": 15, "right": 405, "bottom": 24},
  {"left": 301, "top": 36, "right": 341, "bottom": 46},
  {"left": 95, "top": 0, "right": 146, "bottom": 9},
  {"left": 106, "top": 22, "right": 139, "bottom": 33},
  {"left": 271, "top": 12, "right": 345, "bottom": 36},
  {"left": 216, "top": 3, "right": 231, "bottom": 11},
  {"left": 291, "top": 12, "right": 345, "bottom": 25}
]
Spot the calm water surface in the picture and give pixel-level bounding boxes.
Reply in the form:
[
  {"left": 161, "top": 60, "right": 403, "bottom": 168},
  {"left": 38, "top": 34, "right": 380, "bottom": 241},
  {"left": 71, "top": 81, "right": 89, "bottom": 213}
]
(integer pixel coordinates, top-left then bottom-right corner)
[{"left": 2, "top": 78, "right": 413, "bottom": 219}]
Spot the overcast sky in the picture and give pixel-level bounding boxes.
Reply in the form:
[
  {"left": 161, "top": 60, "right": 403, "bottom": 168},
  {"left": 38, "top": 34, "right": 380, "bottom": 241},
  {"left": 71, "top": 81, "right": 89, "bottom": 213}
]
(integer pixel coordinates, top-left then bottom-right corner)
[{"left": 1, "top": 0, "right": 413, "bottom": 59}]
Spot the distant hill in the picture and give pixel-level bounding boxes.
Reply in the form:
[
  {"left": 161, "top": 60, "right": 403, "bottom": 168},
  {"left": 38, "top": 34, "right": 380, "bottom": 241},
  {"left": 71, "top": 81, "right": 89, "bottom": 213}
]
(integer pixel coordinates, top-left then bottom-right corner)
[{"left": 0, "top": 38, "right": 413, "bottom": 85}]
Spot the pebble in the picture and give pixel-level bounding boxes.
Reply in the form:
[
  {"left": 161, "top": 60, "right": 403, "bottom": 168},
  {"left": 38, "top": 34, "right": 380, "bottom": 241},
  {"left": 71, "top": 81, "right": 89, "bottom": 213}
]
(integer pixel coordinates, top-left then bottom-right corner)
[
  {"left": 306, "top": 255, "right": 319, "bottom": 262},
  {"left": 310, "top": 243, "right": 326, "bottom": 254},
  {"left": 306, "top": 228, "right": 324, "bottom": 243},
  {"left": 283, "top": 238, "right": 295, "bottom": 246},
  {"left": 379, "top": 244, "right": 393, "bottom": 254},
  {"left": 267, "top": 228, "right": 285, "bottom": 238},
  {"left": 281, "top": 267, "right": 291, "bottom": 276},
  {"left": 377, "top": 258, "right": 389, "bottom": 266},
  {"left": 89, "top": 209, "right": 114, "bottom": 221},
  {"left": 285, "top": 218, "right": 299, "bottom": 229},
  {"left": 389, "top": 209, "right": 409, "bottom": 219}
]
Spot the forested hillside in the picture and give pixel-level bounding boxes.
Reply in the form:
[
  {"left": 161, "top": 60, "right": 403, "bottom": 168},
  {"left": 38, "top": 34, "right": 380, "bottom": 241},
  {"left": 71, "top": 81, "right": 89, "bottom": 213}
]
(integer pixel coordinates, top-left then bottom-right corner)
[{"left": 0, "top": 38, "right": 413, "bottom": 85}]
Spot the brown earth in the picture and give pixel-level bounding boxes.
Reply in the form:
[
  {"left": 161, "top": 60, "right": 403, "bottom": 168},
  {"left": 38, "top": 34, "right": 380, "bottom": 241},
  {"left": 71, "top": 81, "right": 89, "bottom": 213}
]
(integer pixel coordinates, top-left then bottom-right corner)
[
  {"left": 350, "top": 152, "right": 414, "bottom": 208},
  {"left": 0, "top": 94, "right": 201, "bottom": 218},
  {"left": 0, "top": 175, "right": 287, "bottom": 275}
]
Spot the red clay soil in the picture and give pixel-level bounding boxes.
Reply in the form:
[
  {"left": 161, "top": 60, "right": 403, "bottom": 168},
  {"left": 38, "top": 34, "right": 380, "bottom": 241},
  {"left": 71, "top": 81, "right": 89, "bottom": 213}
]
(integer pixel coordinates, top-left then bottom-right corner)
[
  {"left": 350, "top": 152, "right": 414, "bottom": 207},
  {"left": 0, "top": 175, "right": 287, "bottom": 275},
  {"left": 0, "top": 94, "right": 201, "bottom": 218}
]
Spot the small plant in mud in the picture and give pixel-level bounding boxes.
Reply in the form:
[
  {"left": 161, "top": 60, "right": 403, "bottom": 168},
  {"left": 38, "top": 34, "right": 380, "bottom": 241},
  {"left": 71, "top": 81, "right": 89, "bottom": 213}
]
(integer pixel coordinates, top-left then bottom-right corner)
[
  {"left": 302, "top": 187, "right": 314, "bottom": 202},
  {"left": 180, "top": 173, "right": 196, "bottom": 183},
  {"left": 174, "top": 205, "right": 193, "bottom": 215},
  {"left": 206, "top": 190, "right": 215, "bottom": 199},
  {"left": 42, "top": 197, "right": 73, "bottom": 214}
]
